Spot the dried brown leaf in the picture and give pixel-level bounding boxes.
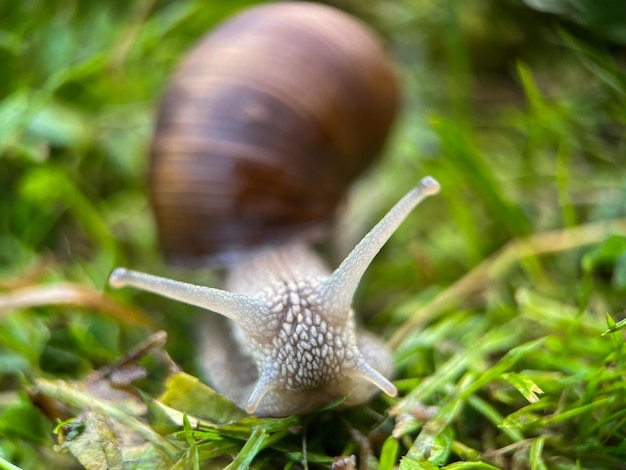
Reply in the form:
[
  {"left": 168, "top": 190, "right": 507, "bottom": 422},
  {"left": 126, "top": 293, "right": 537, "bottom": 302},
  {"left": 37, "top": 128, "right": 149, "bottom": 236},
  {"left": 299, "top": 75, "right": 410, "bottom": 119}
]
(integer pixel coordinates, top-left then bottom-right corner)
[{"left": 0, "top": 282, "right": 153, "bottom": 326}]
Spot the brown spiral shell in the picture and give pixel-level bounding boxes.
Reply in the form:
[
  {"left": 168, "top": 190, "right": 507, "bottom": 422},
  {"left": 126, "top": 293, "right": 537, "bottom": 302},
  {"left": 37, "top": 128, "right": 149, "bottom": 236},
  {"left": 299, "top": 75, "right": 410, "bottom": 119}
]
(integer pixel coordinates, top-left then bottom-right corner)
[{"left": 150, "top": 2, "right": 399, "bottom": 263}]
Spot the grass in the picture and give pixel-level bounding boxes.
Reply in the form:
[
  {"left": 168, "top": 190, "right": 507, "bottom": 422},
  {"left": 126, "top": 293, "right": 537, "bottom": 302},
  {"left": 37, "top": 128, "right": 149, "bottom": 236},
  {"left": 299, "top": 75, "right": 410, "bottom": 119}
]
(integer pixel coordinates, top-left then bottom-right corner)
[{"left": 1, "top": 0, "right": 626, "bottom": 468}]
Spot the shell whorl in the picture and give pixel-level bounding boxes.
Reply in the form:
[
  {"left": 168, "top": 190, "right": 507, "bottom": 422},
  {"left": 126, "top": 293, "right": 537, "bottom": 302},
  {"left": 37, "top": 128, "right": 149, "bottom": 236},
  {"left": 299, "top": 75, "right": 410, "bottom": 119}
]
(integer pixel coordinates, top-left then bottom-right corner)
[{"left": 149, "top": 2, "right": 399, "bottom": 263}]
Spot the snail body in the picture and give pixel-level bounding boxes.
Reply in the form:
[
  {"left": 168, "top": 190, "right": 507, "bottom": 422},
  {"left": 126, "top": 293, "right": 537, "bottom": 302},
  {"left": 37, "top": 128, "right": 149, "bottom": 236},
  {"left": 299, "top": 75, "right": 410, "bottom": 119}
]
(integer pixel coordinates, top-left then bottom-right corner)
[{"left": 110, "top": 2, "right": 440, "bottom": 417}]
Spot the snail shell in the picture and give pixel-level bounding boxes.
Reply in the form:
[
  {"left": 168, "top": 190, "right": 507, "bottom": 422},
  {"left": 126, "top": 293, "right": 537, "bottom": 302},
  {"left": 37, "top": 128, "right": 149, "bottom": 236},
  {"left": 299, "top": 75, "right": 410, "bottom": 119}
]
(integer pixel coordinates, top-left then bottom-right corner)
[{"left": 149, "top": 2, "right": 399, "bottom": 263}]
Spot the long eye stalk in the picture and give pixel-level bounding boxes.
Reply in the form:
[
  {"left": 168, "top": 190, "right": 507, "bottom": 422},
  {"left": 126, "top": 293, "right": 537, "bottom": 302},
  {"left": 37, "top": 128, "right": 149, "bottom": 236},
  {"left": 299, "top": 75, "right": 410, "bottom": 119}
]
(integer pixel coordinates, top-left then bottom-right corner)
[
  {"left": 109, "top": 268, "right": 269, "bottom": 331},
  {"left": 320, "top": 176, "right": 440, "bottom": 316}
]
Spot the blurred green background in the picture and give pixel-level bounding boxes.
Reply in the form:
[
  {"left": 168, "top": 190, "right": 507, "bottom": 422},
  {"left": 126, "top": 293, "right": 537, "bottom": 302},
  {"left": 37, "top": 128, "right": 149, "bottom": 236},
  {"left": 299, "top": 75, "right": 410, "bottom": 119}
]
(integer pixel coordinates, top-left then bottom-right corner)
[{"left": 1, "top": 0, "right": 626, "bottom": 468}]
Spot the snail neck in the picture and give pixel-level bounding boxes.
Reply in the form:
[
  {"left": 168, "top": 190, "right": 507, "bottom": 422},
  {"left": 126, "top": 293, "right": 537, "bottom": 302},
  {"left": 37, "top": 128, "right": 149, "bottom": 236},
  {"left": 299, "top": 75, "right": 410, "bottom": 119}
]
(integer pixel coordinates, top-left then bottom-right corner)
[{"left": 224, "top": 242, "right": 331, "bottom": 296}]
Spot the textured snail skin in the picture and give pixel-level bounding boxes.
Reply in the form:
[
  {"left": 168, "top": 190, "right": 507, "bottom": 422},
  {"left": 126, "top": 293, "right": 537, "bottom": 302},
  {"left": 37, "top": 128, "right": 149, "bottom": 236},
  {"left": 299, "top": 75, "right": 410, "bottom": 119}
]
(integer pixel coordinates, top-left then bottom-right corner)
[
  {"left": 199, "top": 243, "right": 395, "bottom": 416},
  {"left": 110, "top": 177, "right": 440, "bottom": 416}
]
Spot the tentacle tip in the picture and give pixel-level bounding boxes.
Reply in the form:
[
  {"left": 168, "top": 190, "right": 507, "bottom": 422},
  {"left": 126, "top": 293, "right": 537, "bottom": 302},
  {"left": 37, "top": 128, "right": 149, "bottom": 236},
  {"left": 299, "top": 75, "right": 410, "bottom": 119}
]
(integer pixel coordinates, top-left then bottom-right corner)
[
  {"left": 386, "top": 384, "right": 398, "bottom": 397},
  {"left": 374, "top": 376, "right": 398, "bottom": 397},
  {"left": 245, "top": 392, "right": 263, "bottom": 414},
  {"left": 354, "top": 362, "right": 398, "bottom": 398},
  {"left": 109, "top": 267, "right": 129, "bottom": 289},
  {"left": 419, "top": 176, "right": 441, "bottom": 196},
  {"left": 245, "top": 374, "right": 275, "bottom": 414}
]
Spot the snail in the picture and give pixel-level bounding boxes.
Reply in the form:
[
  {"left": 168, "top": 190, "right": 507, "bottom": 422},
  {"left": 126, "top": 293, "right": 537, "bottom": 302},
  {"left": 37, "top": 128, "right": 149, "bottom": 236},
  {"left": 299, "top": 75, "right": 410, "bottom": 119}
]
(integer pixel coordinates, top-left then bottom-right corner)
[{"left": 108, "top": 2, "right": 440, "bottom": 417}]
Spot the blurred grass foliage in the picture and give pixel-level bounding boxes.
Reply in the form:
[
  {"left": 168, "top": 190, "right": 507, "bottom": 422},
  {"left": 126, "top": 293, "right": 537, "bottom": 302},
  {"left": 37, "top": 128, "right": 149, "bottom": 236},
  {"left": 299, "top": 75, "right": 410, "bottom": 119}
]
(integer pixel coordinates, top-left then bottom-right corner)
[{"left": 1, "top": 0, "right": 626, "bottom": 468}]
